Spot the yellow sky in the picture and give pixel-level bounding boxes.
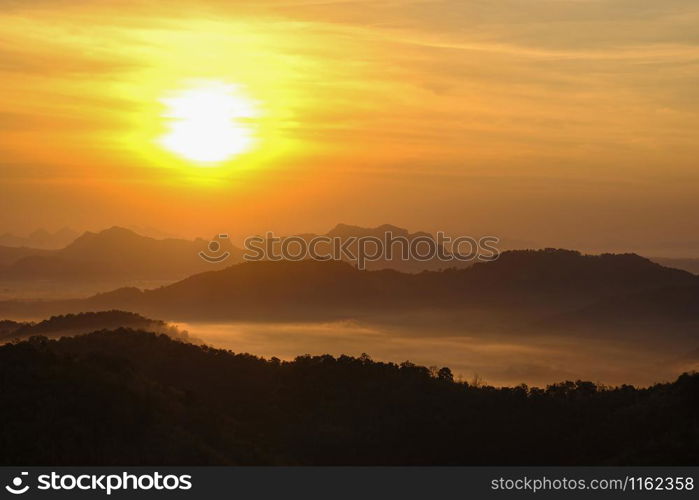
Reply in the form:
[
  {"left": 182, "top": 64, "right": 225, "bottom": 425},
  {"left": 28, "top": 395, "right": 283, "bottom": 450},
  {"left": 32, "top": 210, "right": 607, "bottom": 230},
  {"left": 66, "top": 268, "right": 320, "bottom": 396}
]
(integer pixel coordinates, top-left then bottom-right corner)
[{"left": 1, "top": 0, "right": 698, "bottom": 254}]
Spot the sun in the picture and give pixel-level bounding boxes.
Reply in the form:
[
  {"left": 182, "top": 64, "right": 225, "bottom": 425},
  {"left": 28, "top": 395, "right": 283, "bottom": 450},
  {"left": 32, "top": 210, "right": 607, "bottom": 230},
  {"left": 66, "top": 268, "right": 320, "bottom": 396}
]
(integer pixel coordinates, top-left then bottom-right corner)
[{"left": 158, "top": 81, "right": 259, "bottom": 164}]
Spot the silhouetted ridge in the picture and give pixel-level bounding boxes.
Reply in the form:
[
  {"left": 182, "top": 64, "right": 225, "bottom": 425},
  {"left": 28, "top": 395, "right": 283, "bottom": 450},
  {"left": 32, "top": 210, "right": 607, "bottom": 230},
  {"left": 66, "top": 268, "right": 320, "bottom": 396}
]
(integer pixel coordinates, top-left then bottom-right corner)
[
  {"left": 327, "top": 223, "right": 413, "bottom": 238},
  {"left": 0, "top": 310, "right": 194, "bottom": 343},
  {"left": 76, "top": 249, "right": 699, "bottom": 321},
  {"left": 650, "top": 257, "right": 699, "bottom": 276},
  {"left": 545, "top": 284, "right": 699, "bottom": 329},
  {"left": 2, "top": 249, "right": 697, "bottom": 325},
  {"left": 0, "top": 227, "right": 78, "bottom": 249},
  {"left": 0, "top": 330, "right": 696, "bottom": 465},
  {"left": 0, "top": 227, "right": 242, "bottom": 283},
  {"left": 463, "top": 249, "right": 692, "bottom": 291}
]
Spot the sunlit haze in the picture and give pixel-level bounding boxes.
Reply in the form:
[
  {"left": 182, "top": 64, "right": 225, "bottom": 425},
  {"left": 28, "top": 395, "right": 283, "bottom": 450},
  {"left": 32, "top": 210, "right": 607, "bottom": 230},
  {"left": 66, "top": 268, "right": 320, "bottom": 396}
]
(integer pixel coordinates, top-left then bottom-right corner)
[{"left": 0, "top": 1, "right": 698, "bottom": 254}]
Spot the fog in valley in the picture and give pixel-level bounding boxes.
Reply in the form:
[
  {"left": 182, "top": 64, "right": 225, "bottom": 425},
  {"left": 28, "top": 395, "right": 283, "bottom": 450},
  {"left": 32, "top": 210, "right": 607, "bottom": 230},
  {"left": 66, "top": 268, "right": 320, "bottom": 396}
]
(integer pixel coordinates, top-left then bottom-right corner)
[{"left": 176, "top": 319, "right": 695, "bottom": 387}]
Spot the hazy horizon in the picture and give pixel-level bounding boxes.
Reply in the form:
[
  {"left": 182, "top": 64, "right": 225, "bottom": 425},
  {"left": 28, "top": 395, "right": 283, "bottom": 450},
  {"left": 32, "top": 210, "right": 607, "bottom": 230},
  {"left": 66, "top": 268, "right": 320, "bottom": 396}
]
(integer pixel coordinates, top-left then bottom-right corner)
[{"left": 4, "top": 221, "right": 699, "bottom": 259}]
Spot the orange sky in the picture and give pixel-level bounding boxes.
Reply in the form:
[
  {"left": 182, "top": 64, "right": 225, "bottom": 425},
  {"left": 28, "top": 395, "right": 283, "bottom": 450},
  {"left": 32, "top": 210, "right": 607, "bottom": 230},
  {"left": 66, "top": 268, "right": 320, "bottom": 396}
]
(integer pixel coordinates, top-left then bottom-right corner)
[{"left": 1, "top": 1, "right": 698, "bottom": 255}]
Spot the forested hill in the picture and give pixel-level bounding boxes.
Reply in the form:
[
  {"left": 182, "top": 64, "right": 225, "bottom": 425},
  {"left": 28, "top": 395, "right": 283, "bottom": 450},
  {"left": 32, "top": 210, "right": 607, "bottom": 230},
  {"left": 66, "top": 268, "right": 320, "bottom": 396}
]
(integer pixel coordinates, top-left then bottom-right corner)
[
  {"left": 1, "top": 329, "right": 696, "bottom": 465},
  {"left": 0, "top": 310, "right": 195, "bottom": 343},
  {"left": 7, "top": 249, "right": 697, "bottom": 324}
]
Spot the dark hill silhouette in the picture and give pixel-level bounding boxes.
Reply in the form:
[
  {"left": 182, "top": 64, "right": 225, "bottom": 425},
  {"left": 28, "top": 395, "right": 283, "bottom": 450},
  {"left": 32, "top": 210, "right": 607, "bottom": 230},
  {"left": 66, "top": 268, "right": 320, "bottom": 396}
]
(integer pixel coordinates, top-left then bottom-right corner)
[
  {"left": 0, "top": 227, "right": 243, "bottom": 283},
  {"left": 0, "top": 245, "right": 52, "bottom": 267},
  {"left": 115, "top": 250, "right": 699, "bottom": 319},
  {"left": 0, "top": 223, "right": 469, "bottom": 287},
  {"left": 251, "top": 223, "right": 470, "bottom": 272},
  {"left": 4, "top": 225, "right": 697, "bottom": 291},
  {"left": 0, "top": 310, "right": 196, "bottom": 343},
  {"left": 651, "top": 257, "right": 699, "bottom": 276},
  {"left": 327, "top": 223, "right": 435, "bottom": 243},
  {"left": 0, "top": 329, "right": 696, "bottom": 465},
  {"left": 541, "top": 284, "right": 699, "bottom": 337},
  {"left": 3, "top": 249, "right": 697, "bottom": 326},
  {"left": 298, "top": 223, "right": 466, "bottom": 272}
]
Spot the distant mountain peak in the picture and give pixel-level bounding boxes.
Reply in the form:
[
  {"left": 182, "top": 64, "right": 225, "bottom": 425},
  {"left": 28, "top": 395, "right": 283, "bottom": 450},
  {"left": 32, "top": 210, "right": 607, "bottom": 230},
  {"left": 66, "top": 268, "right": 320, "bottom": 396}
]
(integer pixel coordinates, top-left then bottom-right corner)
[
  {"left": 327, "top": 223, "right": 413, "bottom": 238},
  {"left": 0, "top": 227, "right": 79, "bottom": 250},
  {"left": 101, "top": 226, "right": 144, "bottom": 237},
  {"left": 68, "top": 226, "right": 146, "bottom": 246}
]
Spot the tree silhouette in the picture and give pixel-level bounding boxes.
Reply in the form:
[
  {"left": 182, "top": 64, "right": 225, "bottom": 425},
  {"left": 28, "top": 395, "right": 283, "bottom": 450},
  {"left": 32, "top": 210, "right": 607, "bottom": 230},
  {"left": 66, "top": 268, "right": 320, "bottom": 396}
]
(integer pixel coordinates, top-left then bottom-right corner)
[{"left": 0, "top": 329, "right": 696, "bottom": 465}]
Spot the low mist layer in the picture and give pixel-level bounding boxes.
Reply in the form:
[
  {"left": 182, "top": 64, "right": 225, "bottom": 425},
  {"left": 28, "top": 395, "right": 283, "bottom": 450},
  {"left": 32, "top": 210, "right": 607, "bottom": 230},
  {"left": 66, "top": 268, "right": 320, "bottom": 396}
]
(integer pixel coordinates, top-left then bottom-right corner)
[{"left": 178, "top": 319, "right": 695, "bottom": 387}]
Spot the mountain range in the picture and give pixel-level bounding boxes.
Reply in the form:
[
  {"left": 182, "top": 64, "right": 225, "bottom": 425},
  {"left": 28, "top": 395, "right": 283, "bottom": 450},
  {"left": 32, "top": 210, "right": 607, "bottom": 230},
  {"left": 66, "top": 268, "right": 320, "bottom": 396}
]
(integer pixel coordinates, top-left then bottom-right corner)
[
  {"left": 3, "top": 249, "right": 698, "bottom": 337},
  {"left": 0, "top": 227, "right": 79, "bottom": 249},
  {"left": 0, "top": 310, "right": 196, "bottom": 343},
  {"left": 0, "top": 224, "right": 479, "bottom": 296},
  {"left": 0, "top": 226, "right": 242, "bottom": 284},
  {"left": 2, "top": 225, "right": 698, "bottom": 291}
]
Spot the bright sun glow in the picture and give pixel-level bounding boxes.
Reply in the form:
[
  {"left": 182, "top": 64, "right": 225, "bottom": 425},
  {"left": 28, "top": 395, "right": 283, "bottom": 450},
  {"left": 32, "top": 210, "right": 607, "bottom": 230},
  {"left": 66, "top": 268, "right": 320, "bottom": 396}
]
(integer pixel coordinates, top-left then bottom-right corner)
[{"left": 159, "top": 81, "right": 259, "bottom": 164}]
